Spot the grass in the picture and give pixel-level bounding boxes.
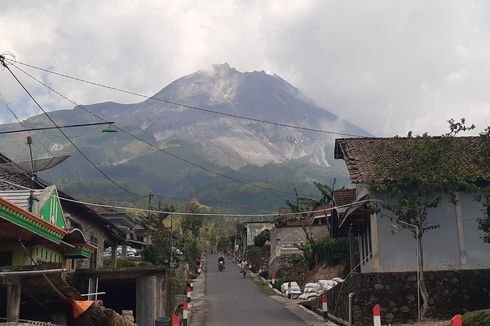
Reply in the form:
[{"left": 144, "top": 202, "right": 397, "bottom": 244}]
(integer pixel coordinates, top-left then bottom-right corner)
[{"left": 252, "top": 277, "right": 277, "bottom": 296}]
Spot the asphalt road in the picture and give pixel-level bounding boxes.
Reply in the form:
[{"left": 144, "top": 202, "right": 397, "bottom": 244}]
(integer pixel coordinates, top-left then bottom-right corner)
[{"left": 204, "top": 254, "right": 308, "bottom": 325}]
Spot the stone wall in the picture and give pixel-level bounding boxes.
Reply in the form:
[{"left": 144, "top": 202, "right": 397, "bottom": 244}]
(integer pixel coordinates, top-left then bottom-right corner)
[
  {"left": 270, "top": 225, "right": 329, "bottom": 250},
  {"left": 67, "top": 212, "right": 112, "bottom": 269},
  {"left": 326, "top": 269, "right": 490, "bottom": 325}
]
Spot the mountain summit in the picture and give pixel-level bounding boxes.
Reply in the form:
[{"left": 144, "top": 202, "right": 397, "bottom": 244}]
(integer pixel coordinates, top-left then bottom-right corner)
[
  {"left": 2, "top": 64, "right": 367, "bottom": 211},
  {"left": 79, "top": 64, "right": 367, "bottom": 168}
]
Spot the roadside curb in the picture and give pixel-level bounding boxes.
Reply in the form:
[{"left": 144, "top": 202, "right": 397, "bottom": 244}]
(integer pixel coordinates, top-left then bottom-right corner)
[{"left": 188, "top": 260, "right": 207, "bottom": 326}]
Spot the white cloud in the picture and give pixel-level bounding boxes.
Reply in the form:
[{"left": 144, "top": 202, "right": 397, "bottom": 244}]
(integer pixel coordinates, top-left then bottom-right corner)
[{"left": 1, "top": 0, "right": 490, "bottom": 135}]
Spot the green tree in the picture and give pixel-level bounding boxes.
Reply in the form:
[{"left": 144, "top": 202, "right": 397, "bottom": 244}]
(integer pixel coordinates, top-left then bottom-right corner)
[
  {"left": 253, "top": 229, "right": 270, "bottom": 247},
  {"left": 181, "top": 199, "right": 210, "bottom": 237},
  {"left": 281, "top": 182, "right": 334, "bottom": 244},
  {"left": 140, "top": 205, "right": 175, "bottom": 266},
  {"left": 369, "top": 119, "right": 478, "bottom": 319}
]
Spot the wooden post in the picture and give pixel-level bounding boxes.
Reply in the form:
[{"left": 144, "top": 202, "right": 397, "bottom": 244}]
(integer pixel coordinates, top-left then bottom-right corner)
[
  {"left": 111, "top": 242, "right": 117, "bottom": 268},
  {"left": 7, "top": 276, "right": 21, "bottom": 322}
]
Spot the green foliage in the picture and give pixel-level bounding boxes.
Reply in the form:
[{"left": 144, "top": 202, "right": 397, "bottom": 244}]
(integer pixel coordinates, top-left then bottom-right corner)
[
  {"left": 367, "top": 118, "right": 485, "bottom": 319},
  {"left": 299, "top": 237, "right": 350, "bottom": 270},
  {"left": 139, "top": 205, "right": 175, "bottom": 267},
  {"left": 170, "top": 272, "right": 188, "bottom": 297},
  {"left": 181, "top": 200, "right": 210, "bottom": 237},
  {"left": 273, "top": 255, "right": 306, "bottom": 289},
  {"left": 116, "top": 258, "right": 138, "bottom": 268},
  {"left": 253, "top": 229, "right": 270, "bottom": 247},
  {"left": 370, "top": 120, "right": 478, "bottom": 236},
  {"left": 216, "top": 236, "right": 232, "bottom": 252},
  {"left": 245, "top": 245, "right": 270, "bottom": 273},
  {"left": 253, "top": 277, "right": 277, "bottom": 296},
  {"left": 462, "top": 309, "right": 490, "bottom": 326}
]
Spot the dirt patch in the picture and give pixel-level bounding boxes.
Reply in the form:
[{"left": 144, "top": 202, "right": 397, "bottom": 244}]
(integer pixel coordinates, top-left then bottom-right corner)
[
  {"left": 70, "top": 303, "right": 135, "bottom": 326},
  {"left": 304, "top": 264, "right": 346, "bottom": 285}
]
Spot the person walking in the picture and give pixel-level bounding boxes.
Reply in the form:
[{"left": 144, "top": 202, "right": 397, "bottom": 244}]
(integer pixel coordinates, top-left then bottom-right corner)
[{"left": 240, "top": 259, "right": 247, "bottom": 278}]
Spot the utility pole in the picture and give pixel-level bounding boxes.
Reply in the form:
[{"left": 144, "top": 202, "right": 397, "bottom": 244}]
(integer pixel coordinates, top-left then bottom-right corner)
[{"left": 148, "top": 192, "right": 153, "bottom": 219}]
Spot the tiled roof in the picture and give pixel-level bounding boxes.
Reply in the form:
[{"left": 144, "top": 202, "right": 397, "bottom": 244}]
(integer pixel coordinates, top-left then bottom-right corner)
[
  {"left": 278, "top": 207, "right": 292, "bottom": 215},
  {"left": 333, "top": 188, "right": 356, "bottom": 207},
  {"left": 334, "top": 137, "right": 489, "bottom": 183}
]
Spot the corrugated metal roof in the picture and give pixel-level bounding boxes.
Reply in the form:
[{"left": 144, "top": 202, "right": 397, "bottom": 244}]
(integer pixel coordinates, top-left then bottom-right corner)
[{"left": 0, "top": 189, "right": 44, "bottom": 211}]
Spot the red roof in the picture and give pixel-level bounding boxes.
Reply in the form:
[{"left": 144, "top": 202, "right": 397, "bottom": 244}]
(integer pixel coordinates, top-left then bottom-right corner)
[
  {"left": 334, "top": 136, "right": 489, "bottom": 183},
  {"left": 333, "top": 189, "right": 356, "bottom": 207}
]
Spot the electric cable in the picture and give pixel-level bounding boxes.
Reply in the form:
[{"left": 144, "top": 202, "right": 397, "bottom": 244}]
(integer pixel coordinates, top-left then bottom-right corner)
[
  {"left": 0, "top": 177, "right": 382, "bottom": 217},
  {"left": 9, "top": 61, "right": 317, "bottom": 198},
  {"left": 10, "top": 59, "right": 365, "bottom": 138},
  {"left": 0, "top": 56, "right": 143, "bottom": 198}
]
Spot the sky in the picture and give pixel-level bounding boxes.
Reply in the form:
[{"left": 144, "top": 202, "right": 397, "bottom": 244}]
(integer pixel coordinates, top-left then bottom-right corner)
[{"left": 1, "top": 0, "right": 490, "bottom": 136}]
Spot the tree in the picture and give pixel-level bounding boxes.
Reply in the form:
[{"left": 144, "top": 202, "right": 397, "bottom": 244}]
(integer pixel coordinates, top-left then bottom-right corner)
[
  {"left": 369, "top": 119, "right": 477, "bottom": 319},
  {"left": 281, "top": 182, "right": 334, "bottom": 245},
  {"left": 253, "top": 229, "right": 270, "bottom": 247},
  {"left": 181, "top": 199, "right": 210, "bottom": 237},
  {"left": 140, "top": 205, "right": 175, "bottom": 266}
]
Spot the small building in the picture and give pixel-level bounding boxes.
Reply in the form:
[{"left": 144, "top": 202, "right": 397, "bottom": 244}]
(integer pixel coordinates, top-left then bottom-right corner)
[
  {"left": 91, "top": 206, "right": 150, "bottom": 255},
  {"left": 268, "top": 207, "right": 331, "bottom": 274},
  {"left": 0, "top": 189, "right": 96, "bottom": 323},
  {"left": 244, "top": 221, "right": 273, "bottom": 247}
]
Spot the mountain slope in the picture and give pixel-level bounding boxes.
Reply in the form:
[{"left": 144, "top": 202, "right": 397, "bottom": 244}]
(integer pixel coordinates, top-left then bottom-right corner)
[{"left": 0, "top": 64, "right": 366, "bottom": 212}]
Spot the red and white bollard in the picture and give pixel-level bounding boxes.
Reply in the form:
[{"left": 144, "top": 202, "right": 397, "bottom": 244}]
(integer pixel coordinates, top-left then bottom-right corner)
[
  {"left": 172, "top": 313, "right": 179, "bottom": 326},
  {"left": 321, "top": 294, "right": 328, "bottom": 320},
  {"left": 287, "top": 281, "right": 292, "bottom": 299},
  {"left": 451, "top": 314, "right": 462, "bottom": 326},
  {"left": 271, "top": 273, "right": 276, "bottom": 285},
  {"left": 188, "top": 280, "right": 194, "bottom": 291},
  {"left": 182, "top": 300, "right": 189, "bottom": 326},
  {"left": 373, "top": 304, "right": 381, "bottom": 326},
  {"left": 186, "top": 286, "right": 192, "bottom": 303}
]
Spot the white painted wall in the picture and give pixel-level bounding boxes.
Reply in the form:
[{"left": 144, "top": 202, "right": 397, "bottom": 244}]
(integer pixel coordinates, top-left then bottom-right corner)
[{"left": 361, "top": 191, "right": 490, "bottom": 273}]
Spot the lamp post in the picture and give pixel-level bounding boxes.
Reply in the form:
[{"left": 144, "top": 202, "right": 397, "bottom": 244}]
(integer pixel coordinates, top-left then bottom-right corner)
[{"left": 395, "top": 220, "right": 421, "bottom": 322}]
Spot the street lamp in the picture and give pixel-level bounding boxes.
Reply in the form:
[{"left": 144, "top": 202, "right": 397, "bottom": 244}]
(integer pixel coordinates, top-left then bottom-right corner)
[{"left": 392, "top": 220, "right": 421, "bottom": 322}]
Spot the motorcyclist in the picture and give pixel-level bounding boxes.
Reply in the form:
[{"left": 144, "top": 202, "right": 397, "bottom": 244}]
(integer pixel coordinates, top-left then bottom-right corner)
[{"left": 218, "top": 254, "right": 225, "bottom": 269}]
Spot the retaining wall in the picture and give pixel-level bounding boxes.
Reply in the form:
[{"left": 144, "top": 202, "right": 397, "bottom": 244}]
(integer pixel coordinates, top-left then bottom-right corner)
[{"left": 326, "top": 269, "right": 490, "bottom": 325}]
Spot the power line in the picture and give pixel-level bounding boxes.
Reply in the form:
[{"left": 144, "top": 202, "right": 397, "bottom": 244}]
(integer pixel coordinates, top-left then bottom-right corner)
[
  {"left": 0, "top": 92, "right": 53, "bottom": 156},
  {"left": 10, "top": 59, "right": 366, "bottom": 138},
  {"left": 9, "top": 62, "right": 313, "bottom": 197},
  {"left": 0, "top": 177, "right": 381, "bottom": 217},
  {"left": 0, "top": 56, "right": 143, "bottom": 198}
]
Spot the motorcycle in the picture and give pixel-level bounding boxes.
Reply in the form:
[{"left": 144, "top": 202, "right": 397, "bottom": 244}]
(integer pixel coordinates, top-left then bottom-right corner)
[{"left": 218, "top": 260, "right": 225, "bottom": 271}]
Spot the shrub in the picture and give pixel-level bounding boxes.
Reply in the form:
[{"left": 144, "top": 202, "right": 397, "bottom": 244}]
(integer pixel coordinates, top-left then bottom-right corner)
[
  {"left": 462, "top": 309, "right": 490, "bottom": 326},
  {"left": 299, "top": 237, "right": 350, "bottom": 270}
]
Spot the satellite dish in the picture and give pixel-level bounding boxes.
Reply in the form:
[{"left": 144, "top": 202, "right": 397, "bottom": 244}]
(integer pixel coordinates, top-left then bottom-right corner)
[{"left": 0, "top": 155, "right": 70, "bottom": 173}]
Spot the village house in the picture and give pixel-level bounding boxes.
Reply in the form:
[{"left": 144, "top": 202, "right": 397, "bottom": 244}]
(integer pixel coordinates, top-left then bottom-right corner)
[
  {"left": 334, "top": 137, "right": 490, "bottom": 273},
  {"left": 327, "top": 136, "right": 490, "bottom": 324},
  {"left": 0, "top": 151, "right": 166, "bottom": 326},
  {"left": 0, "top": 187, "right": 97, "bottom": 324},
  {"left": 244, "top": 221, "right": 273, "bottom": 247},
  {"left": 268, "top": 206, "right": 331, "bottom": 275}
]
